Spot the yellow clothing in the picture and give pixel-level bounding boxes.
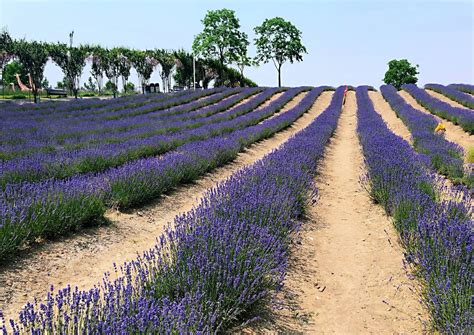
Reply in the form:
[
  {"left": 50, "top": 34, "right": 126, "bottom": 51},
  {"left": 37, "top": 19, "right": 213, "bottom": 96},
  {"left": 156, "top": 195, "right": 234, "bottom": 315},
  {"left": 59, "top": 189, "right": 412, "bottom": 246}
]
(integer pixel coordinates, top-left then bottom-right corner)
[{"left": 434, "top": 123, "right": 446, "bottom": 132}]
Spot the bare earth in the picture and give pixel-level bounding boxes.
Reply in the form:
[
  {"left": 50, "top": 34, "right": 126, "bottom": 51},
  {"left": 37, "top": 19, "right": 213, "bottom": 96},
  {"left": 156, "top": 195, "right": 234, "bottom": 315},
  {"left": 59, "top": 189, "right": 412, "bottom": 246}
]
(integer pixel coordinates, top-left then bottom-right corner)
[
  {"left": 368, "top": 91, "right": 413, "bottom": 144},
  {"left": 425, "top": 89, "right": 472, "bottom": 110},
  {"left": 246, "top": 92, "right": 426, "bottom": 334},
  {"left": 399, "top": 90, "right": 474, "bottom": 159},
  {"left": 0, "top": 91, "right": 334, "bottom": 321}
]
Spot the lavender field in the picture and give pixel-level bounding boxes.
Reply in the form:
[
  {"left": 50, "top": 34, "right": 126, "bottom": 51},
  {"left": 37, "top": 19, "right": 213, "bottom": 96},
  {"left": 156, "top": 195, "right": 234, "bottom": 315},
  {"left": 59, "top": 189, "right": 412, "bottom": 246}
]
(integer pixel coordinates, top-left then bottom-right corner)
[{"left": 0, "top": 84, "right": 472, "bottom": 334}]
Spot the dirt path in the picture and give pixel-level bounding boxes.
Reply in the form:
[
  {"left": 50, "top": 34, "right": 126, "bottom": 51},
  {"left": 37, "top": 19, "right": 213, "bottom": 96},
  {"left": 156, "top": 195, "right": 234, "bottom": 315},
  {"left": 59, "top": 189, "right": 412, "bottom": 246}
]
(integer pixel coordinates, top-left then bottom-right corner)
[
  {"left": 0, "top": 91, "right": 334, "bottom": 321},
  {"left": 426, "top": 89, "right": 472, "bottom": 110},
  {"left": 249, "top": 92, "right": 425, "bottom": 334},
  {"left": 368, "top": 91, "right": 413, "bottom": 144},
  {"left": 399, "top": 90, "right": 474, "bottom": 158}
]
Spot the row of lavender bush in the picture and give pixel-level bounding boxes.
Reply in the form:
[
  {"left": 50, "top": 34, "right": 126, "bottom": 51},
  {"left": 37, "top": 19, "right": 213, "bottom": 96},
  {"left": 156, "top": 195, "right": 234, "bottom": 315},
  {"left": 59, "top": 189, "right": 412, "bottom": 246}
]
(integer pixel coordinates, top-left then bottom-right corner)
[
  {"left": 0, "top": 88, "right": 254, "bottom": 159},
  {"left": 402, "top": 84, "right": 474, "bottom": 134},
  {"left": 380, "top": 85, "right": 469, "bottom": 185},
  {"left": 448, "top": 83, "right": 474, "bottom": 95},
  {"left": 0, "top": 88, "right": 291, "bottom": 186},
  {"left": 1, "top": 88, "right": 226, "bottom": 145},
  {"left": 425, "top": 83, "right": 474, "bottom": 109},
  {"left": 357, "top": 86, "right": 472, "bottom": 334},
  {"left": 1, "top": 87, "right": 344, "bottom": 334},
  {"left": 0, "top": 87, "right": 326, "bottom": 261}
]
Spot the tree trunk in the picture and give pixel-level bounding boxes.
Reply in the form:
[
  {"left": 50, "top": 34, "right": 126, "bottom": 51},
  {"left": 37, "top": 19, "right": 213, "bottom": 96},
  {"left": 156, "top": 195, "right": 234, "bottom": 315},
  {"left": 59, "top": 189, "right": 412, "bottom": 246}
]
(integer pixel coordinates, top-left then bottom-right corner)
[{"left": 278, "top": 64, "right": 282, "bottom": 88}]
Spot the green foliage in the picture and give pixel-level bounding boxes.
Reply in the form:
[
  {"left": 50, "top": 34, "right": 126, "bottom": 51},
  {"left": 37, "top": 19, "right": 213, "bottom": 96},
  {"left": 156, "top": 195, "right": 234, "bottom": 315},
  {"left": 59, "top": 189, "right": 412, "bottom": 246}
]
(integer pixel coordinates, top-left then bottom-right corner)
[
  {"left": 124, "top": 81, "right": 135, "bottom": 93},
  {"left": 89, "top": 45, "right": 107, "bottom": 93},
  {"left": 254, "top": 17, "right": 307, "bottom": 87},
  {"left": 0, "top": 28, "right": 13, "bottom": 70},
  {"left": 193, "top": 8, "right": 248, "bottom": 83},
  {"left": 3, "top": 60, "right": 28, "bottom": 87},
  {"left": 105, "top": 80, "right": 117, "bottom": 92},
  {"left": 83, "top": 76, "right": 96, "bottom": 92},
  {"left": 383, "top": 59, "right": 419, "bottom": 89},
  {"left": 129, "top": 49, "right": 156, "bottom": 93},
  {"left": 102, "top": 48, "right": 121, "bottom": 97},
  {"left": 11, "top": 39, "right": 49, "bottom": 102},
  {"left": 154, "top": 49, "right": 175, "bottom": 92},
  {"left": 49, "top": 43, "right": 88, "bottom": 98}
]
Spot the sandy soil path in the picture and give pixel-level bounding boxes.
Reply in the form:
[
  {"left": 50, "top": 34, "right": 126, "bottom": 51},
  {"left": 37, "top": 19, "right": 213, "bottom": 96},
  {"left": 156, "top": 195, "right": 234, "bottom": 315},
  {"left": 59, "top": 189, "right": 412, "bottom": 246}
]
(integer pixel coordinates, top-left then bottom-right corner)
[
  {"left": 399, "top": 91, "right": 473, "bottom": 158},
  {"left": 426, "top": 89, "right": 472, "bottom": 110},
  {"left": 368, "top": 91, "right": 413, "bottom": 144},
  {"left": 0, "top": 91, "right": 334, "bottom": 321},
  {"left": 248, "top": 92, "right": 425, "bottom": 334}
]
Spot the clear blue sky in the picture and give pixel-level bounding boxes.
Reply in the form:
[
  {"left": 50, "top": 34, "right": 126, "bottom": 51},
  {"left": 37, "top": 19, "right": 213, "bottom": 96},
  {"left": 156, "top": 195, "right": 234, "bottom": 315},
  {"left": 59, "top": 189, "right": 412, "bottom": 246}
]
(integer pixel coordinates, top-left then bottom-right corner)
[{"left": 1, "top": 0, "right": 473, "bottom": 88}]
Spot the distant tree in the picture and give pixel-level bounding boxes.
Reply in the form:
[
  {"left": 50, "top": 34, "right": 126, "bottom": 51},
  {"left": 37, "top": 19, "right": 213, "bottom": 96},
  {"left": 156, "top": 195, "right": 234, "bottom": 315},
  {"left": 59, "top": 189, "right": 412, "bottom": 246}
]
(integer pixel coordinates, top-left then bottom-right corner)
[
  {"left": 0, "top": 29, "right": 13, "bottom": 89},
  {"left": 104, "top": 80, "right": 116, "bottom": 92},
  {"left": 114, "top": 47, "right": 132, "bottom": 93},
  {"left": 3, "top": 60, "right": 28, "bottom": 87},
  {"left": 11, "top": 39, "right": 49, "bottom": 102},
  {"left": 83, "top": 76, "right": 96, "bottom": 92},
  {"left": 129, "top": 49, "right": 157, "bottom": 94},
  {"left": 383, "top": 59, "right": 419, "bottom": 89},
  {"left": 102, "top": 48, "right": 121, "bottom": 98},
  {"left": 174, "top": 49, "right": 194, "bottom": 88},
  {"left": 49, "top": 43, "right": 88, "bottom": 98},
  {"left": 89, "top": 45, "right": 107, "bottom": 94},
  {"left": 124, "top": 82, "right": 135, "bottom": 93},
  {"left": 193, "top": 9, "right": 248, "bottom": 84},
  {"left": 155, "top": 49, "right": 175, "bottom": 92},
  {"left": 41, "top": 77, "right": 49, "bottom": 89},
  {"left": 254, "top": 17, "right": 307, "bottom": 87}
]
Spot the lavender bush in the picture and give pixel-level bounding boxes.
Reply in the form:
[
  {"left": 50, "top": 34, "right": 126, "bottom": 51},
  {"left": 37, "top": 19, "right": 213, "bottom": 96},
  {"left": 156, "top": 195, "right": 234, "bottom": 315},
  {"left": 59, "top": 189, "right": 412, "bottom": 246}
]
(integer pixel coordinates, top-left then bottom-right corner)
[
  {"left": 402, "top": 84, "right": 474, "bottom": 134},
  {"left": 1, "top": 87, "right": 345, "bottom": 333},
  {"left": 380, "top": 85, "right": 467, "bottom": 184},
  {"left": 425, "top": 83, "right": 474, "bottom": 109},
  {"left": 448, "top": 83, "right": 474, "bottom": 95},
  {"left": 357, "top": 86, "right": 472, "bottom": 334},
  {"left": 0, "top": 87, "right": 324, "bottom": 260}
]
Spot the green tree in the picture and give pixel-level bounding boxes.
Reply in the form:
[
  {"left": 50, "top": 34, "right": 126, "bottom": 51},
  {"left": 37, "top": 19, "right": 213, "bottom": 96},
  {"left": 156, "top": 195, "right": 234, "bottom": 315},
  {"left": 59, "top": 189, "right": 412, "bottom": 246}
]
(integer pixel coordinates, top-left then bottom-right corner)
[
  {"left": 0, "top": 29, "right": 13, "bottom": 93},
  {"left": 254, "top": 17, "right": 307, "bottom": 87},
  {"left": 11, "top": 39, "right": 49, "bottom": 102},
  {"left": 83, "top": 76, "right": 96, "bottom": 92},
  {"left": 102, "top": 48, "right": 121, "bottom": 98},
  {"left": 383, "top": 59, "right": 419, "bottom": 89},
  {"left": 3, "top": 60, "right": 28, "bottom": 88},
  {"left": 49, "top": 43, "right": 88, "bottom": 98},
  {"left": 114, "top": 47, "right": 132, "bottom": 93},
  {"left": 89, "top": 45, "right": 107, "bottom": 94},
  {"left": 129, "top": 49, "right": 157, "bottom": 94},
  {"left": 192, "top": 9, "right": 248, "bottom": 84},
  {"left": 173, "top": 49, "right": 194, "bottom": 88},
  {"left": 154, "top": 49, "right": 175, "bottom": 92}
]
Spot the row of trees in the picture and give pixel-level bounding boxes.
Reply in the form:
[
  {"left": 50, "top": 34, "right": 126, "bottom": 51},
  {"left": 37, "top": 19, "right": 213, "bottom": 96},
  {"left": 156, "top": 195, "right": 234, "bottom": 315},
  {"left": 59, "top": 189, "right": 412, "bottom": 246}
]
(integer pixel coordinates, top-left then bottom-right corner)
[
  {"left": 193, "top": 9, "right": 307, "bottom": 88},
  {"left": 0, "top": 30, "right": 257, "bottom": 103}
]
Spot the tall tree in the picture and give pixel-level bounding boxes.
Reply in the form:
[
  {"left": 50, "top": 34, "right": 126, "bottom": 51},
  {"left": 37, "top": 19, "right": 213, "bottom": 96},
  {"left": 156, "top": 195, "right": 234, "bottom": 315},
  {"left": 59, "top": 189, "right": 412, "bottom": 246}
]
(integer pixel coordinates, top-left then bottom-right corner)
[
  {"left": 89, "top": 45, "right": 107, "bottom": 94},
  {"left": 155, "top": 49, "right": 175, "bottom": 92},
  {"left": 129, "top": 49, "right": 157, "bottom": 94},
  {"left": 115, "top": 47, "right": 132, "bottom": 93},
  {"left": 254, "top": 17, "right": 307, "bottom": 87},
  {"left": 12, "top": 39, "right": 49, "bottom": 102},
  {"left": 0, "top": 29, "right": 13, "bottom": 93},
  {"left": 192, "top": 9, "right": 248, "bottom": 84},
  {"left": 383, "top": 59, "right": 419, "bottom": 89},
  {"left": 102, "top": 48, "right": 121, "bottom": 98},
  {"left": 49, "top": 43, "right": 88, "bottom": 98},
  {"left": 3, "top": 60, "right": 28, "bottom": 87},
  {"left": 173, "top": 49, "right": 194, "bottom": 88}
]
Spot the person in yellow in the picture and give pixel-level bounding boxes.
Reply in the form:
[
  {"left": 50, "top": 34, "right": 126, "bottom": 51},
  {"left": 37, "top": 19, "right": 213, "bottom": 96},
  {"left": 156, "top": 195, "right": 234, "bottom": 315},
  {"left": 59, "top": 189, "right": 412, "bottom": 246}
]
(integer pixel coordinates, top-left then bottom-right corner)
[{"left": 434, "top": 122, "right": 446, "bottom": 134}]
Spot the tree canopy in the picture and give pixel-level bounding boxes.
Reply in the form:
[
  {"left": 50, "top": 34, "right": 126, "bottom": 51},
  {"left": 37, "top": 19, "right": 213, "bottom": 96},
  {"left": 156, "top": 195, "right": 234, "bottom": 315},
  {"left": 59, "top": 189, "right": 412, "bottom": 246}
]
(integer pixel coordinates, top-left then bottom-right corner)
[
  {"left": 193, "top": 9, "right": 249, "bottom": 81},
  {"left": 11, "top": 39, "right": 50, "bottom": 102},
  {"left": 49, "top": 43, "right": 88, "bottom": 98},
  {"left": 254, "top": 17, "right": 307, "bottom": 87},
  {"left": 383, "top": 59, "right": 419, "bottom": 89}
]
